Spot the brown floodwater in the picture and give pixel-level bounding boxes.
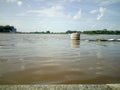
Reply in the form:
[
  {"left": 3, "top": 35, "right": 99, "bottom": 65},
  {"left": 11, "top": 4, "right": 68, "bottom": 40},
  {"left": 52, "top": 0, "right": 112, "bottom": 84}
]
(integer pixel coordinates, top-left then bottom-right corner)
[{"left": 0, "top": 34, "right": 120, "bottom": 84}]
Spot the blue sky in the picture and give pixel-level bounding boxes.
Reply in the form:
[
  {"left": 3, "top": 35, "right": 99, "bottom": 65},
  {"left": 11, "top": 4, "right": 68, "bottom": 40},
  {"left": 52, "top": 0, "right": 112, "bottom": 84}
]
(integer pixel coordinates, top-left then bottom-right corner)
[{"left": 0, "top": 0, "right": 120, "bottom": 32}]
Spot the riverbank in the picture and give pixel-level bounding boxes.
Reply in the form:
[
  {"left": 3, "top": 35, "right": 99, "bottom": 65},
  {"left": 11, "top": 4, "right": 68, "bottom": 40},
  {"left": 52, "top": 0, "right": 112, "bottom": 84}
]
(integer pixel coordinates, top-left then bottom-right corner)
[{"left": 0, "top": 84, "right": 120, "bottom": 90}]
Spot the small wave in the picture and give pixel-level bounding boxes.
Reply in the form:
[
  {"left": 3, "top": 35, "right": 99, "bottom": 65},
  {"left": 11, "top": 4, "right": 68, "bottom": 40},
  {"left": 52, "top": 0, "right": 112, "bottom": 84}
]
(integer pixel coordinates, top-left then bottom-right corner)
[
  {"left": 0, "top": 44, "right": 15, "bottom": 47},
  {"left": 0, "top": 58, "right": 9, "bottom": 63}
]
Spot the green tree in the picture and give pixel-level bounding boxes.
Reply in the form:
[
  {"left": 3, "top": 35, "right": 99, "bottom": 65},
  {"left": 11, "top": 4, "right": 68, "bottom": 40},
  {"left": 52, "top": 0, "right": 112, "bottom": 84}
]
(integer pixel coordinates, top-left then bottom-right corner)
[
  {"left": 46, "top": 31, "right": 50, "bottom": 34},
  {"left": 0, "top": 25, "right": 16, "bottom": 33}
]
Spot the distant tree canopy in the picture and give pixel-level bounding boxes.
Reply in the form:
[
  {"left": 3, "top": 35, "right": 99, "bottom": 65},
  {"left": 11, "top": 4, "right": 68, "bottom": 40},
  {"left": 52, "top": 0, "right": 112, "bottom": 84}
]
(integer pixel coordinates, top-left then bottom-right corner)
[
  {"left": 29, "top": 29, "right": 120, "bottom": 35},
  {"left": 0, "top": 25, "right": 16, "bottom": 33},
  {"left": 30, "top": 30, "right": 51, "bottom": 34},
  {"left": 82, "top": 29, "right": 120, "bottom": 35},
  {"left": 46, "top": 31, "right": 50, "bottom": 34},
  {"left": 66, "top": 30, "right": 81, "bottom": 34}
]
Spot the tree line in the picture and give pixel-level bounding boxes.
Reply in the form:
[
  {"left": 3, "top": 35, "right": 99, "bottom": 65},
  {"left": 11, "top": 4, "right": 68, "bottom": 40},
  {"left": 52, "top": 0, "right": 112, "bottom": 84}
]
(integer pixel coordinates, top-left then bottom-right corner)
[
  {"left": 0, "top": 25, "right": 120, "bottom": 35},
  {"left": 0, "top": 25, "right": 16, "bottom": 33},
  {"left": 29, "top": 30, "right": 81, "bottom": 34},
  {"left": 26, "top": 29, "right": 120, "bottom": 34},
  {"left": 29, "top": 31, "right": 51, "bottom": 34},
  {"left": 82, "top": 29, "right": 120, "bottom": 35}
]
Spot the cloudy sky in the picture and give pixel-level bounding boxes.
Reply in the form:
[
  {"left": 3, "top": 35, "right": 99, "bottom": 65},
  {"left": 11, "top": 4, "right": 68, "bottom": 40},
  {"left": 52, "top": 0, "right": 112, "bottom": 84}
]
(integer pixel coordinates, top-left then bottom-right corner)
[{"left": 0, "top": 0, "right": 120, "bottom": 32}]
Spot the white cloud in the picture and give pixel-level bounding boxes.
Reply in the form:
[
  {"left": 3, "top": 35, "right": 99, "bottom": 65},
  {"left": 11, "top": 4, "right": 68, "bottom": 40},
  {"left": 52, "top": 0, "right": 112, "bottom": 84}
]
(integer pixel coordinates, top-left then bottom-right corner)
[
  {"left": 6, "top": 0, "right": 17, "bottom": 3},
  {"left": 4, "top": 0, "right": 23, "bottom": 7},
  {"left": 17, "top": 13, "right": 26, "bottom": 16},
  {"left": 73, "top": 9, "right": 82, "bottom": 20},
  {"left": 64, "top": 0, "right": 81, "bottom": 3},
  {"left": 27, "top": 5, "right": 66, "bottom": 17},
  {"left": 90, "top": 9, "right": 97, "bottom": 14},
  {"left": 34, "top": 0, "right": 81, "bottom": 3},
  {"left": 100, "top": 0, "right": 120, "bottom": 5},
  {"left": 88, "top": 0, "right": 120, "bottom": 6},
  {"left": 33, "top": 0, "right": 46, "bottom": 1},
  {"left": 17, "top": 1, "right": 22, "bottom": 6},
  {"left": 97, "top": 7, "right": 106, "bottom": 20}
]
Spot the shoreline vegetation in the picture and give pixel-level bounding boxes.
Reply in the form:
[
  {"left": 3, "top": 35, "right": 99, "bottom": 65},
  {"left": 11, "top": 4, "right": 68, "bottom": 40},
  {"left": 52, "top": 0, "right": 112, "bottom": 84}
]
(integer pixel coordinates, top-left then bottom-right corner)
[
  {"left": 0, "top": 25, "right": 120, "bottom": 35},
  {"left": 0, "top": 25, "right": 16, "bottom": 33}
]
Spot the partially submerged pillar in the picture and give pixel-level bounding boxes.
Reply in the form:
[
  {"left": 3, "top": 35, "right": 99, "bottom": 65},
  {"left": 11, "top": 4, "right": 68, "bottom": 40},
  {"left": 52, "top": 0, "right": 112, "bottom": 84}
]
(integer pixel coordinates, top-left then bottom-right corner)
[
  {"left": 70, "top": 33, "right": 80, "bottom": 40},
  {"left": 71, "top": 39, "right": 80, "bottom": 48}
]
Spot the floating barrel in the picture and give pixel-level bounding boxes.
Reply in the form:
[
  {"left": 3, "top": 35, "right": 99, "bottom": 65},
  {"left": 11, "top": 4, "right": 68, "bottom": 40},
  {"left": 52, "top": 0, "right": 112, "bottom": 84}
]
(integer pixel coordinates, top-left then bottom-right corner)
[{"left": 70, "top": 33, "right": 80, "bottom": 40}]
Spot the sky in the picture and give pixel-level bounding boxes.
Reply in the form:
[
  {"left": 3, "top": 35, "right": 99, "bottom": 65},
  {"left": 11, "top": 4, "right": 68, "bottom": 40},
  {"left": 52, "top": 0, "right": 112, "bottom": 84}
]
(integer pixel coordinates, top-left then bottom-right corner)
[{"left": 0, "top": 0, "right": 120, "bottom": 32}]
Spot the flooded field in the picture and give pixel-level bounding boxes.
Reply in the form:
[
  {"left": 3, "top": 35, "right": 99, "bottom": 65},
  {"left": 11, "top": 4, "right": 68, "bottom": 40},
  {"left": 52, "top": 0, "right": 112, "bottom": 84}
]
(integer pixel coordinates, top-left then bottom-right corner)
[{"left": 0, "top": 34, "right": 120, "bottom": 84}]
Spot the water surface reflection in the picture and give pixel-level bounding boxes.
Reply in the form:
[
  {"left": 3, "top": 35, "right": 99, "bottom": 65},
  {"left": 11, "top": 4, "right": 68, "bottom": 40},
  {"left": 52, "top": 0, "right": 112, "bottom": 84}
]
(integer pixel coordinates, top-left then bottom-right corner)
[{"left": 71, "top": 40, "right": 80, "bottom": 48}]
